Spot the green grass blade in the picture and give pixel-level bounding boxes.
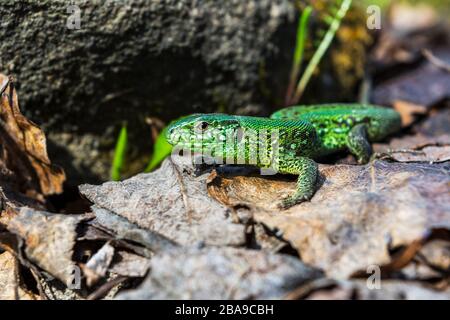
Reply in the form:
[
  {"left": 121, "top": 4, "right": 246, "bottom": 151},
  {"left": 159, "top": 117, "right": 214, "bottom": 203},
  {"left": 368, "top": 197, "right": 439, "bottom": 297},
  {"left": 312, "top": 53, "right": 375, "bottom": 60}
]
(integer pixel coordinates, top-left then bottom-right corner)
[
  {"left": 292, "top": 0, "right": 352, "bottom": 104},
  {"left": 294, "top": 6, "right": 313, "bottom": 67},
  {"left": 110, "top": 123, "right": 128, "bottom": 181},
  {"left": 285, "top": 6, "right": 313, "bottom": 106},
  {"left": 144, "top": 126, "right": 172, "bottom": 172}
]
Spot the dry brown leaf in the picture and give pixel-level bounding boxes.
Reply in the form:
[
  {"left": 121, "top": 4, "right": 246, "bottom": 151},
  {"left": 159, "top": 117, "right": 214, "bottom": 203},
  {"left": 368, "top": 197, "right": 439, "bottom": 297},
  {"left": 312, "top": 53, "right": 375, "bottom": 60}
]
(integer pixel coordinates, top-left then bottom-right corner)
[
  {"left": 115, "top": 247, "right": 323, "bottom": 300},
  {"left": 208, "top": 161, "right": 450, "bottom": 278},
  {"left": 7, "top": 207, "right": 87, "bottom": 285},
  {"left": 393, "top": 100, "right": 428, "bottom": 127},
  {"left": 387, "top": 134, "right": 450, "bottom": 150},
  {"left": 372, "top": 49, "right": 450, "bottom": 108},
  {"left": 0, "top": 186, "right": 45, "bottom": 228},
  {"left": 0, "top": 251, "right": 40, "bottom": 300},
  {"left": 252, "top": 223, "right": 287, "bottom": 253},
  {"left": 303, "top": 279, "right": 450, "bottom": 300},
  {"left": 80, "top": 155, "right": 245, "bottom": 247},
  {"left": 415, "top": 107, "right": 450, "bottom": 137},
  {"left": 83, "top": 242, "right": 115, "bottom": 287},
  {"left": 109, "top": 251, "right": 151, "bottom": 278},
  {"left": 0, "top": 74, "right": 65, "bottom": 198},
  {"left": 419, "top": 239, "right": 450, "bottom": 272},
  {"left": 399, "top": 239, "right": 450, "bottom": 281},
  {"left": 91, "top": 206, "right": 178, "bottom": 254},
  {"left": 374, "top": 134, "right": 450, "bottom": 163},
  {"left": 400, "top": 261, "right": 444, "bottom": 281},
  {"left": 373, "top": 104, "right": 450, "bottom": 163},
  {"left": 380, "top": 145, "right": 450, "bottom": 163}
]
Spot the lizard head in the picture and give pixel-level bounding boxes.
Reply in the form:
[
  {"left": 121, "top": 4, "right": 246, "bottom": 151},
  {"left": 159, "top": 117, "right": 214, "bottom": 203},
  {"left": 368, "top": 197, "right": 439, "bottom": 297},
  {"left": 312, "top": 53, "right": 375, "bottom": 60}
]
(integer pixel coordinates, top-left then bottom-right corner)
[{"left": 166, "top": 114, "right": 241, "bottom": 153}]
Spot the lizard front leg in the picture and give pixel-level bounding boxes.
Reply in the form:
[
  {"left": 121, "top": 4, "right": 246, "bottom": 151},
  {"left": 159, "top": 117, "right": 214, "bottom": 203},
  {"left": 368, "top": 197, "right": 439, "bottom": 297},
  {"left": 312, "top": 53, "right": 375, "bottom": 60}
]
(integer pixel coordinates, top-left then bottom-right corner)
[
  {"left": 346, "top": 123, "right": 372, "bottom": 164},
  {"left": 277, "top": 156, "right": 318, "bottom": 209}
]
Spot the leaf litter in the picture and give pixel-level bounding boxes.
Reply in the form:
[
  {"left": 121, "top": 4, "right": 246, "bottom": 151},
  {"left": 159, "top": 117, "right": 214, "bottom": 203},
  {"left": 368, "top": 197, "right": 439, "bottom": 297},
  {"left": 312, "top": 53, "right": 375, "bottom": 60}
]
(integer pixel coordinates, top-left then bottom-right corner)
[{"left": 0, "top": 3, "right": 449, "bottom": 299}]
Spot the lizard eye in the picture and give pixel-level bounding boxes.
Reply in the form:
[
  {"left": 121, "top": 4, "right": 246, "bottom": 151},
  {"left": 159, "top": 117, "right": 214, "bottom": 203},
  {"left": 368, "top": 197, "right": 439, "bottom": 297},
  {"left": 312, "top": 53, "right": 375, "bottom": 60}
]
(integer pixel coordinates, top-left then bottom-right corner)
[{"left": 196, "top": 121, "right": 209, "bottom": 131}]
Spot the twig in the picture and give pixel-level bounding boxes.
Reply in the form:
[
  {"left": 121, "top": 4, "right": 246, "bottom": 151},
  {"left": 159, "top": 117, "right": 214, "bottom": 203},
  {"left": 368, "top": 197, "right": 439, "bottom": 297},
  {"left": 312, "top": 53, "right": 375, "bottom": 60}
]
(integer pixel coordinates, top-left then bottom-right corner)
[
  {"left": 87, "top": 276, "right": 128, "bottom": 300},
  {"left": 284, "top": 278, "right": 336, "bottom": 300},
  {"left": 358, "top": 73, "right": 372, "bottom": 104},
  {"left": 422, "top": 49, "right": 450, "bottom": 73},
  {"left": 29, "top": 267, "right": 48, "bottom": 300}
]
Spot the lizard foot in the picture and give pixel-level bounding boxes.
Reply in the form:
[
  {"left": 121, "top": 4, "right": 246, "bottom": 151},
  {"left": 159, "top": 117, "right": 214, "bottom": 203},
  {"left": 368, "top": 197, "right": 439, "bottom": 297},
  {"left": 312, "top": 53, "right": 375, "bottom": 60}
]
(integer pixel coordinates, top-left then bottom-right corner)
[{"left": 278, "top": 193, "right": 310, "bottom": 210}]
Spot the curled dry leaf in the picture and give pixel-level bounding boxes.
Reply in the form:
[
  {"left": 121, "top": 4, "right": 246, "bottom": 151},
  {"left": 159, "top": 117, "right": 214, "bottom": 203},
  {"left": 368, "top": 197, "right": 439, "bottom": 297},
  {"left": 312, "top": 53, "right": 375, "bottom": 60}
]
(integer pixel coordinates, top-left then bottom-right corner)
[
  {"left": 115, "top": 247, "right": 323, "bottom": 300},
  {"left": 79, "top": 155, "right": 245, "bottom": 247},
  {"left": 0, "top": 74, "right": 65, "bottom": 198},
  {"left": 208, "top": 161, "right": 450, "bottom": 278},
  {"left": 6, "top": 207, "right": 87, "bottom": 285},
  {"left": 83, "top": 242, "right": 115, "bottom": 287}
]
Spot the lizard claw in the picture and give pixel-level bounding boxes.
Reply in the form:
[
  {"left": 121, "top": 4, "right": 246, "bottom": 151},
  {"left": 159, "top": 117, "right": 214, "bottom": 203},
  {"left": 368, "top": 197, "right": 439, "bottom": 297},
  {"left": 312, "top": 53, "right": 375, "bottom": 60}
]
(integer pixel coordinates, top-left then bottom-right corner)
[{"left": 370, "top": 152, "right": 386, "bottom": 162}]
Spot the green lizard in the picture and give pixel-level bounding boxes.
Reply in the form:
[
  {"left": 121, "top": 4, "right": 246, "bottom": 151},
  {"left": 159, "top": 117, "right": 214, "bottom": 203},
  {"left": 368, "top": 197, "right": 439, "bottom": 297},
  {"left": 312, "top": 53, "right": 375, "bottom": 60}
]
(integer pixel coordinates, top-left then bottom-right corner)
[{"left": 166, "top": 104, "right": 401, "bottom": 208}]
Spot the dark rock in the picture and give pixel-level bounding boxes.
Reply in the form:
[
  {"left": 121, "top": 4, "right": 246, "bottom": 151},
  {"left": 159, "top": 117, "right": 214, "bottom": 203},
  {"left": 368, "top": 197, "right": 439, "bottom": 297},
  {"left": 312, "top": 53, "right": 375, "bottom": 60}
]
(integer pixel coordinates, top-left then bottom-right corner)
[{"left": 0, "top": 0, "right": 296, "bottom": 183}]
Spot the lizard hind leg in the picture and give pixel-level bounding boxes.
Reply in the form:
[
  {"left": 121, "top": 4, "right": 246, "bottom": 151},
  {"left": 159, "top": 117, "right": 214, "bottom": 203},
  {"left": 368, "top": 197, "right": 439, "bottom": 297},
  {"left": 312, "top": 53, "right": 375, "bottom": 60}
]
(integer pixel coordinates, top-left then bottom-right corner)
[
  {"left": 346, "top": 123, "right": 372, "bottom": 164},
  {"left": 277, "top": 156, "right": 318, "bottom": 209}
]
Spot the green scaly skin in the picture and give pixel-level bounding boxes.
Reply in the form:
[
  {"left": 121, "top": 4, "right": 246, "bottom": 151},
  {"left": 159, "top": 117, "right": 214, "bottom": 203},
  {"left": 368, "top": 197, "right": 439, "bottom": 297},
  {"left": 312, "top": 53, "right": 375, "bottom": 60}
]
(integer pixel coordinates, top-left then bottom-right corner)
[{"left": 166, "top": 103, "right": 402, "bottom": 209}]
